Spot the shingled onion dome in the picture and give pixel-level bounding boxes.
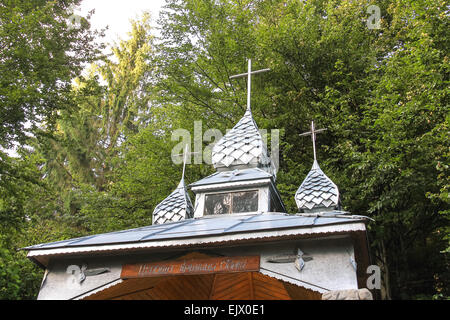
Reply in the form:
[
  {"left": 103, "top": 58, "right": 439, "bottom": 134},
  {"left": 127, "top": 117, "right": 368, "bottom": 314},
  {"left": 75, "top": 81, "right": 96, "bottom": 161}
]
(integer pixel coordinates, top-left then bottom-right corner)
[
  {"left": 152, "top": 178, "right": 194, "bottom": 225},
  {"left": 211, "top": 108, "right": 275, "bottom": 176},
  {"left": 295, "top": 160, "right": 340, "bottom": 213}
]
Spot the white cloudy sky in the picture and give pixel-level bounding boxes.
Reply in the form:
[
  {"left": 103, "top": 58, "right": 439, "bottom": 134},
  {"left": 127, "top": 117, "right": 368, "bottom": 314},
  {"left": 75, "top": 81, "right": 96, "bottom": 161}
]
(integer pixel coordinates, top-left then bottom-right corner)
[{"left": 78, "top": 0, "right": 166, "bottom": 44}]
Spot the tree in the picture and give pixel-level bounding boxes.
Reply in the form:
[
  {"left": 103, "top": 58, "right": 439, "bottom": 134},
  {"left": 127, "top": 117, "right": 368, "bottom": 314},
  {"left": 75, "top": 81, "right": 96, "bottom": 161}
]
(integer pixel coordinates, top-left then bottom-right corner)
[
  {"left": 0, "top": 0, "right": 103, "bottom": 149},
  {"left": 348, "top": 0, "right": 449, "bottom": 299},
  {"left": 29, "top": 14, "right": 155, "bottom": 235},
  {"left": 37, "top": 14, "right": 154, "bottom": 191},
  {"left": 0, "top": 148, "right": 51, "bottom": 299},
  {"left": 0, "top": 0, "right": 103, "bottom": 299}
]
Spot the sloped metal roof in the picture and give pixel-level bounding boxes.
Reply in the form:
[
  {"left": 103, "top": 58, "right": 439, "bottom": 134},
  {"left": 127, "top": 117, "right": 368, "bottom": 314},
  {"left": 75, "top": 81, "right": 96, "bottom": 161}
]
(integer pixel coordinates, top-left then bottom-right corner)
[
  {"left": 152, "top": 179, "right": 194, "bottom": 225},
  {"left": 189, "top": 167, "right": 273, "bottom": 188},
  {"left": 211, "top": 109, "right": 274, "bottom": 175},
  {"left": 295, "top": 160, "right": 340, "bottom": 211},
  {"left": 23, "top": 212, "right": 366, "bottom": 252}
]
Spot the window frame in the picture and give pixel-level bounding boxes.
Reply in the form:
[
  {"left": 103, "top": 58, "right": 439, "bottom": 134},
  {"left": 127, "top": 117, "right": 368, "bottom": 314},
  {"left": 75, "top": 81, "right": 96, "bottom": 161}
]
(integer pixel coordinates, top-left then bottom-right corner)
[{"left": 203, "top": 189, "right": 259, "bottom": 216}]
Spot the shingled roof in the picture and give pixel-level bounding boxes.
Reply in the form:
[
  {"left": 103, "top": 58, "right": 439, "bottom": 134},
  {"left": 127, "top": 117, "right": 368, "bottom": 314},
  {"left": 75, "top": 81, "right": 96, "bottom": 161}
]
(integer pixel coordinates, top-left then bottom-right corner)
[
  {"left": 211, "top": 109, "right": 274, "bottom": 175},
  {"left": 152, "top": 179, "right": 194, "bottom": 225},
  {"left": 295, "top": 160, "right": 340, "bottom": 212}
]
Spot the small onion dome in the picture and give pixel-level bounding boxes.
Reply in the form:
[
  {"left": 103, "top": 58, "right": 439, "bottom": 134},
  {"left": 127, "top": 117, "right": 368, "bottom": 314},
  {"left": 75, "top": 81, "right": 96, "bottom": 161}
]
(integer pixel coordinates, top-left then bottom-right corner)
[
  {"left": 295, "top": 160, "right": 340, "bottom": 212},
  {"left": 152, "top": 178, "right": 194, "bottom": 225}
]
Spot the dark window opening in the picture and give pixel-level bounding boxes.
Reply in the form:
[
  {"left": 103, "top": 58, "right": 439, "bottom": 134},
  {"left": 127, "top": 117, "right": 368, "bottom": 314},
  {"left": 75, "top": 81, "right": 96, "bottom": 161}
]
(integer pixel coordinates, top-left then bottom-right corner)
[{"left": 204, "top": 191, "right": 258, "bottom": 215}]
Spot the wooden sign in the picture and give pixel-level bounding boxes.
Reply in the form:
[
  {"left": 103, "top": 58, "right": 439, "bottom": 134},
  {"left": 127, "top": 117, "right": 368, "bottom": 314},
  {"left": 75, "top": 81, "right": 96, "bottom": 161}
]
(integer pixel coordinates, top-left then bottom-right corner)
[{"left": 121, "top": 256, "right": 260, "bottom": 279}]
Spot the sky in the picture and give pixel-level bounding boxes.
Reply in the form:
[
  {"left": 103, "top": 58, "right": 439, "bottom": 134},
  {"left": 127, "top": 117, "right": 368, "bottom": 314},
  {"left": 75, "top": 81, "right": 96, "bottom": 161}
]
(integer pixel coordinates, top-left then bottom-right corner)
[{"left": 78, "top": 0, "right": 166, "bottom": 45}]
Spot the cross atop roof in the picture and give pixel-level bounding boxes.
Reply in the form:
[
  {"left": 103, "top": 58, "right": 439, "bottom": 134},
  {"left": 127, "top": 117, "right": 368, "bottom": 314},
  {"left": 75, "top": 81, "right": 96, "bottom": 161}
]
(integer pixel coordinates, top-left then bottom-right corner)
[
  {"left": 229, "top": 59, "right": 270, "bottom": 112},
  {"left": 299, "top": 121, "right": 327, "bottom": 162}
]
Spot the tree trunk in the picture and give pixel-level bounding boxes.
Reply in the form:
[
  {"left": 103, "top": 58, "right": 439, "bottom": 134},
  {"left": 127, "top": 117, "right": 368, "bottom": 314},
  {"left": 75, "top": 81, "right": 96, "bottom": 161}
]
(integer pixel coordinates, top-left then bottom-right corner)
[{"left": 379, "top": 240, "right": 392, "bottom": 300}]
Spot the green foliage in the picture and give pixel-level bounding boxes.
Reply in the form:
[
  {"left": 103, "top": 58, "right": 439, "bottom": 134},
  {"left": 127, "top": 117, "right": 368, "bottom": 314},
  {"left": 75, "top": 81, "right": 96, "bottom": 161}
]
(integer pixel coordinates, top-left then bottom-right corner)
[
  {"left": 0, "top": 0, "right": 103, "bottom": 299},
  {"left": 0, "top": 0, "right": 104, "bottom": 149},
  {"left": 0, "top": 237, "right": 21, "bottom": 299},
  {"left": 0, "top": 150, "right": 61, "bottom": 299},
  {"left": 0, "top": 233, "right": 43, "bottom": 300},
  {"left": 0, "top": 0, "right": 448, "bottom": 300},
  {"left": 36, "top": 15, "right": 154, "bottom": 193}
]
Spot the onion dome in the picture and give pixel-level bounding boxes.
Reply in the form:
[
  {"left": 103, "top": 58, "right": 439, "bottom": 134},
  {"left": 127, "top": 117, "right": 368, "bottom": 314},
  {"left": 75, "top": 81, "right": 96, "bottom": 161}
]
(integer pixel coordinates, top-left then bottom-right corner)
[
  {"left": 211, "top": 109, "right": 275, "bottom": 175},
  {"left": 295, "top": 160, "right": 340, "bottom": 212},
  {"left": 152, "top": 178, "right": 194, "bottom": 225}
]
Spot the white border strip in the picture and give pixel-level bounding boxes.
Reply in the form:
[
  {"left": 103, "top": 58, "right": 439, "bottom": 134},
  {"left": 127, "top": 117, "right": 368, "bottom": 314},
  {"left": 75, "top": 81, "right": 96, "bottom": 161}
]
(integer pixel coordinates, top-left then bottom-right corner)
[
  {"left": 73, "top": 279, "right": 124, "bottom": 300},
  {"left": 191, "top": 179, "right": 272, "bottom": 191},
  {"left": 259, "top": 268, "right": 327, "bottom": 294}
]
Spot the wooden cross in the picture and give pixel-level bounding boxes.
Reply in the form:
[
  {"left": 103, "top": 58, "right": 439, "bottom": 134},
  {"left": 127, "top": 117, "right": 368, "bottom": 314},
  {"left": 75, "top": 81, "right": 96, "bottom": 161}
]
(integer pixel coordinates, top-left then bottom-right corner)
[
  {"left": 299, "top": 121, "right": 327, "bottom": 161},
  {"left": 173, "top": 144, "right": 201, "bottom": 182},
  {"left": 229, "top": 59, "right": 270, "bottom": 112}
]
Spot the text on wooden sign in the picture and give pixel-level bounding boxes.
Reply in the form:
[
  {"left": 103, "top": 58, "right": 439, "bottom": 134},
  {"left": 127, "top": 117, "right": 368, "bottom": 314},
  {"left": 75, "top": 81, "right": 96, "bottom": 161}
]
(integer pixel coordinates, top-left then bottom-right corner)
[{"left": 121, "top": 256, "right": 260, "bottom": 279}]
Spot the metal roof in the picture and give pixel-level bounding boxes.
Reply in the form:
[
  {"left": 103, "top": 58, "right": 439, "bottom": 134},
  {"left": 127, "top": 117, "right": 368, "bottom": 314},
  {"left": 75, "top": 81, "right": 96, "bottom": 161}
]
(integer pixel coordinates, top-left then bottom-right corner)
[
  {"left": 23, "top": 212, "right": 366, "bottom": 252},
  {"left": 189, "top": 167, "right": 273, "bottom": 188},
  {"left": 211, "top": 109, "right": 275, "bottom": 175},
  {"left": 152, "top": 178, "right": 194, "bottom": 225},
  {"left": 295, "top": 160, "right": 340, "bottom": 211}
]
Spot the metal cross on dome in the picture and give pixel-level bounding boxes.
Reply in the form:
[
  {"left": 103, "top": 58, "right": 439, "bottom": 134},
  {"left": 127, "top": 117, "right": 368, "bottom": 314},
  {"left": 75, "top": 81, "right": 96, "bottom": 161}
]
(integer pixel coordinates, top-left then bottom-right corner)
[
  {"left": 229, "top": 59, "right": 270, "bottom": 112},
  {"left": 299, "top": 121, "right": 327, "bottom": 162}
]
